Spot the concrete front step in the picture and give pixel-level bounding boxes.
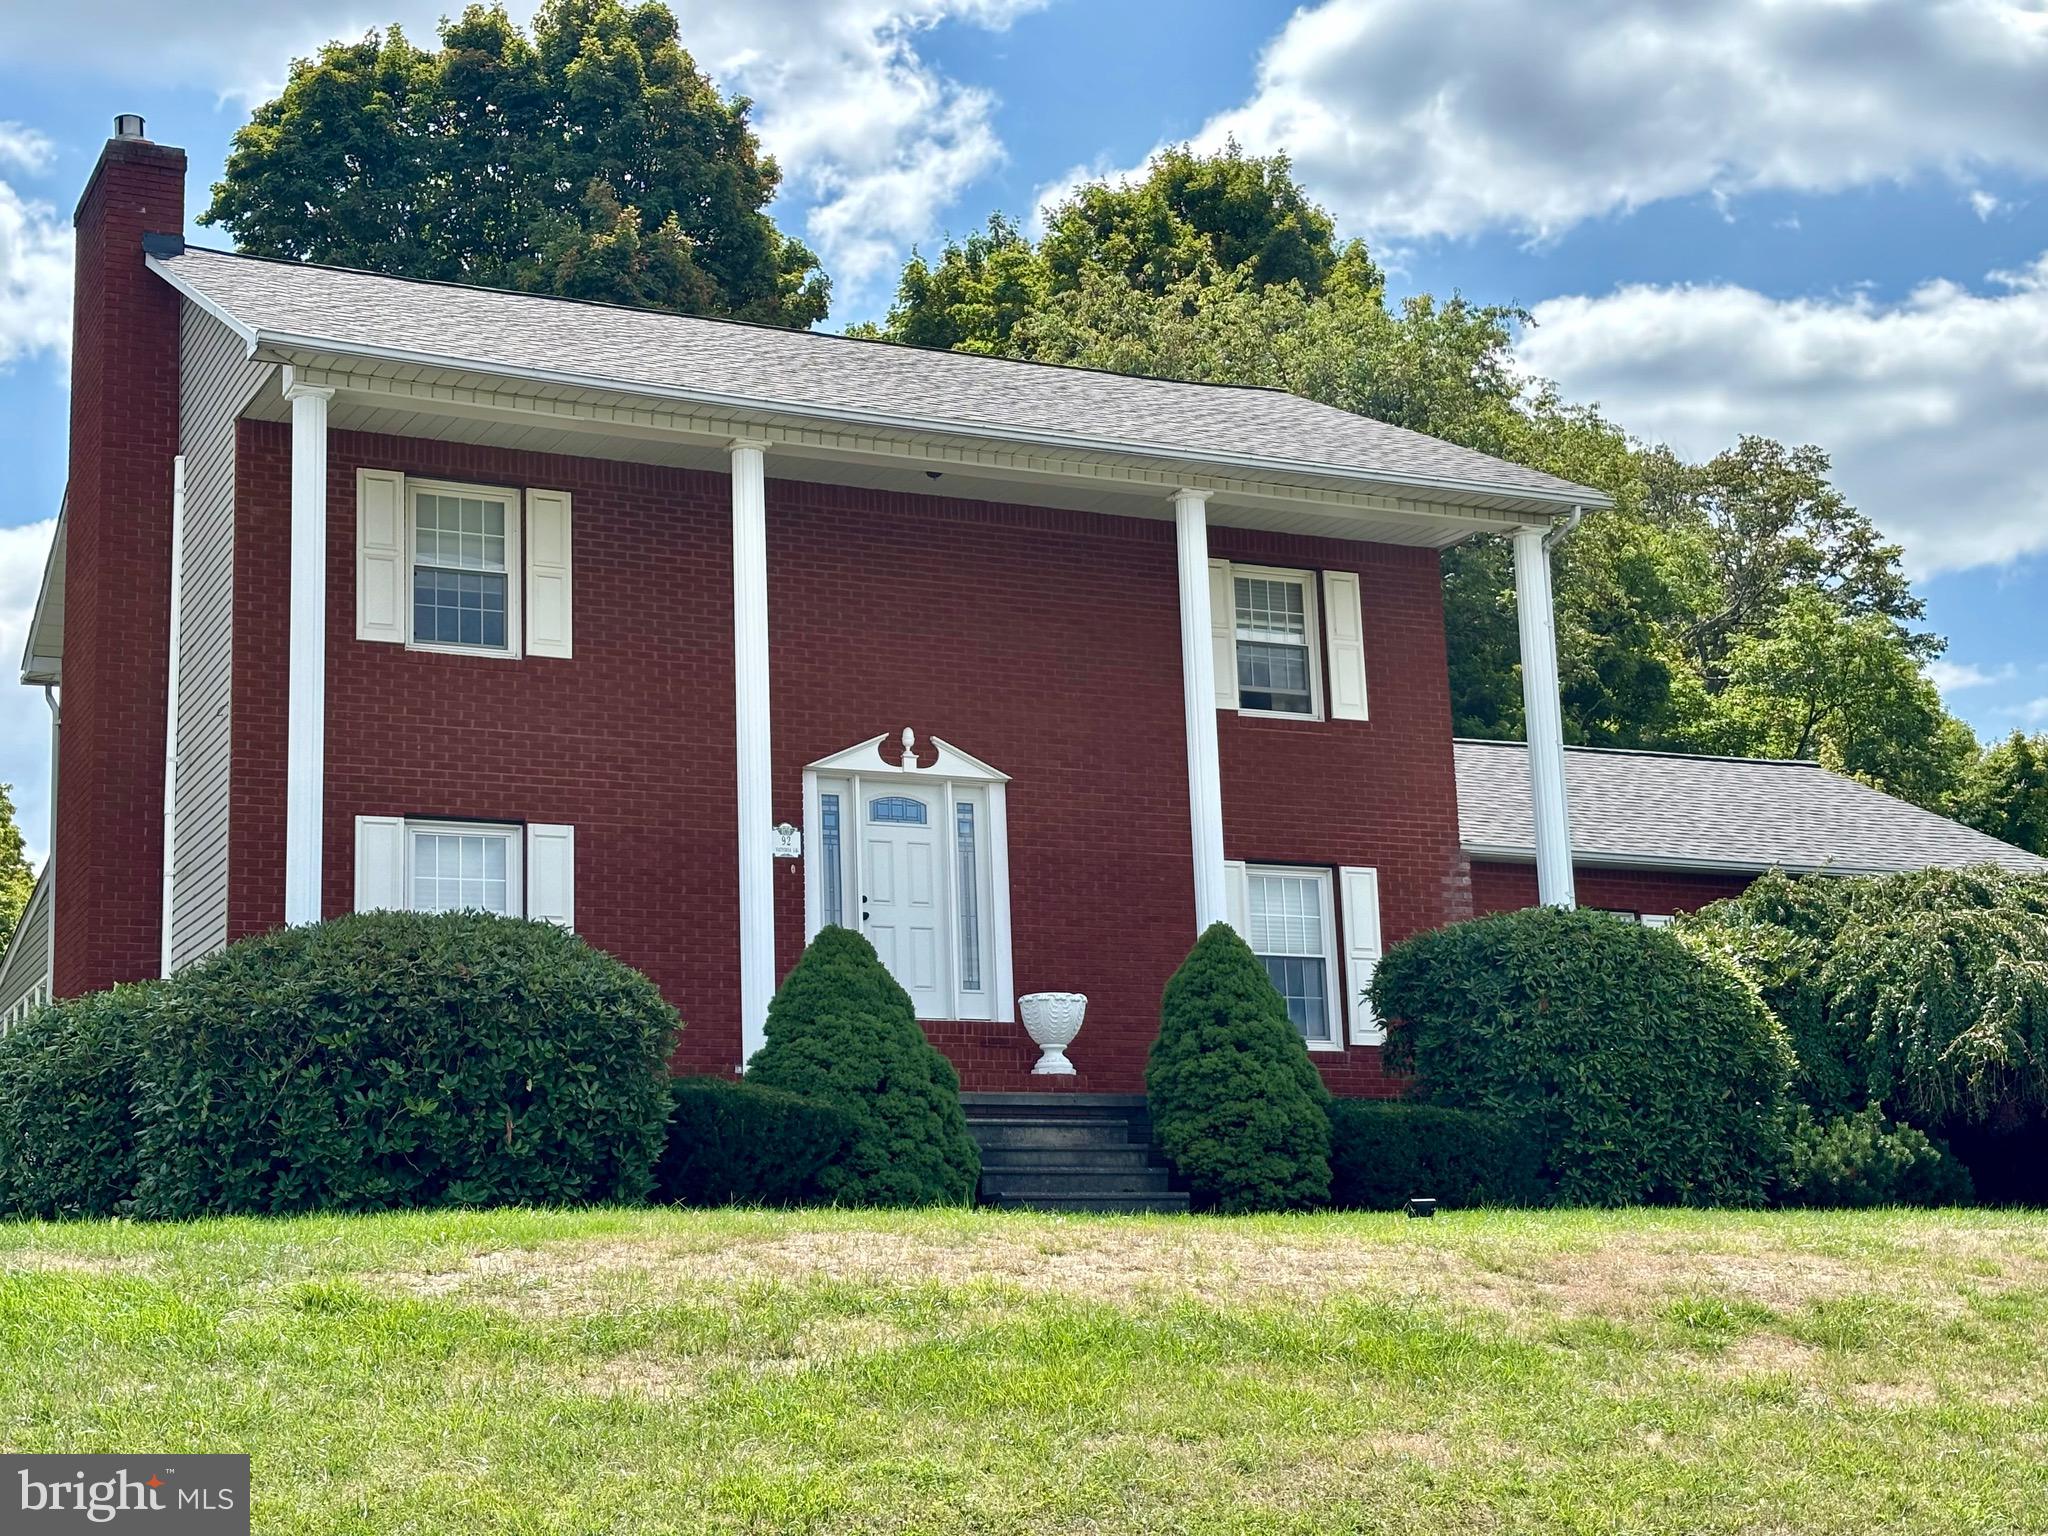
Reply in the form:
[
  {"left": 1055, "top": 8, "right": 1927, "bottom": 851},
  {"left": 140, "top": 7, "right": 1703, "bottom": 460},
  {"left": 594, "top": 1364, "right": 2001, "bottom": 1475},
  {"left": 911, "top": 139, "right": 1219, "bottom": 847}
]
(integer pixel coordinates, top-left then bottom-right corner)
[
  {"left": 981, "top": 1169, "right": 1175, "bottom": 1199},
  {"left": 971, "top": 1121, "right": 1145, "bottom": 1151},
  {"left": 979, "top": 1145, "right": 1157, "bottom": 1172},
  {"left": 963, "top": 1092, "right": 1184, "bottom": 1213}
]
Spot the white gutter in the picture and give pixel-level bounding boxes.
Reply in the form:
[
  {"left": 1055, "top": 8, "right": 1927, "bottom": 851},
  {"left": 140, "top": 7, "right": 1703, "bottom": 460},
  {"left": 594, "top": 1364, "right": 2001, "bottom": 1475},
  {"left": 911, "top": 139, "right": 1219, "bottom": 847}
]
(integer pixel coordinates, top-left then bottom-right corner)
[{"left": 144, "top": 255, "right": 1609, "bottom": 520}]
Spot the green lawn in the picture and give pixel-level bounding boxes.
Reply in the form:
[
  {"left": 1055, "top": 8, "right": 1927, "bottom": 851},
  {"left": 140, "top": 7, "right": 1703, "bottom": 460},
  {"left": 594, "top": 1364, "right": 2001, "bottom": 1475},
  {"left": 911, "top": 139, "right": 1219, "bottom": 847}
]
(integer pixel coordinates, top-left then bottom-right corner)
[{"left": 4, "top": 1207, "right": 2047, "bottom": 1534}]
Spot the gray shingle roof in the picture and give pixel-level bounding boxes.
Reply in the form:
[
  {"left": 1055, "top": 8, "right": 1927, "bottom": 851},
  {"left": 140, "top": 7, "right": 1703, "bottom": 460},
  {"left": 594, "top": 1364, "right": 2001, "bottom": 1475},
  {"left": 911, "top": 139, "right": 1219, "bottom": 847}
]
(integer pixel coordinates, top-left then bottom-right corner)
[
  {"left": 151, "top": 245, "right": 1603, "bottom": 508},
  {"left": 1456, "top": 739, "right": 2048, "bottom": 875}
]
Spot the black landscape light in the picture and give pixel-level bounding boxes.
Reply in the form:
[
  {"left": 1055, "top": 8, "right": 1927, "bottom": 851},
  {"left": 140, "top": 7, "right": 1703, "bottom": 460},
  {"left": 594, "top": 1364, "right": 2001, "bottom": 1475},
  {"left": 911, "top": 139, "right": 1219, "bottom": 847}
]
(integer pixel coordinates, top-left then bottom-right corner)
[{"left": 1405, "top": 1197, "right": 1437, "bottom": 1219}]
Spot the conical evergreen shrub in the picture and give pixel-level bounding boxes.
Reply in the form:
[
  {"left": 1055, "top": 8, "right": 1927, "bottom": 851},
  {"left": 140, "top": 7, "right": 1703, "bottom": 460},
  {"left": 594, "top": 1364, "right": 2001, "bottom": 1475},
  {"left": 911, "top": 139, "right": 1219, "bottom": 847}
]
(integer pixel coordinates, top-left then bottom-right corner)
[
  {"left": 1146, "top": 921, "right": 1332, "bottom": 1212},
  {"left": 747, "top": 926, "right": 981, "bottom": 1206}
]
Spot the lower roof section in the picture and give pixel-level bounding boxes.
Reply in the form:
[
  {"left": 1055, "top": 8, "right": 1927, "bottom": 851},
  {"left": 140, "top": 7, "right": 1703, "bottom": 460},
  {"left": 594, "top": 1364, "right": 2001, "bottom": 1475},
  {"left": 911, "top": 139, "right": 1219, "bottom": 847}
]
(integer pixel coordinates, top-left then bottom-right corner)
[{"left": 1456, "top": 738, "right": 2048, "bottom": 877}]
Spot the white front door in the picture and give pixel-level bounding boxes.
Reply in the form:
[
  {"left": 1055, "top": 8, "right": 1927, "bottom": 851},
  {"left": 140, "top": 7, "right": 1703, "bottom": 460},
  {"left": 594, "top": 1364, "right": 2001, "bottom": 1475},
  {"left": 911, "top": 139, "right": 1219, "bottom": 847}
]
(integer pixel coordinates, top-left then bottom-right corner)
[{"left": 860, "top": 785, "right": 947, "bottom": 1016}]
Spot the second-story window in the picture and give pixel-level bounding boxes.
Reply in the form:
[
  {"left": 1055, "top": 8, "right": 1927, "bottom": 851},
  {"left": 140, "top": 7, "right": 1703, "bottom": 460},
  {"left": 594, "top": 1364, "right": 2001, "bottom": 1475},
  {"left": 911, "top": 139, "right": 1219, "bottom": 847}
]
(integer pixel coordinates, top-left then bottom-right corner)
[
  {"left": 410, "top": 481, "right": 520, "bottom": 656},
  {"left": 1233, "top": 567, "right": 1320, "bottom": 716}
]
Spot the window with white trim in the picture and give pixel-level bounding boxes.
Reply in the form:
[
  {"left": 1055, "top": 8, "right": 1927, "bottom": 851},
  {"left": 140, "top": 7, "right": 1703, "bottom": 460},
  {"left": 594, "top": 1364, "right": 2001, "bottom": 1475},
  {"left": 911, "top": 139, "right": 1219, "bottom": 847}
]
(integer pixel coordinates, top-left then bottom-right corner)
[
  {"left": 410, "top": 481, "right": 521, "bottom": 655},
  {"left": 1207, "top": 560, "right": 1369, "bottom": 722},
  {"left": 406, "top": 820, "right": 523, "bottom": 916},
  {"left": 1232, "top": 566, "right": 1321, "bottom": 716},
  {"left": 1246, "top": 865, "right": 1340, "bottom": 1048}
]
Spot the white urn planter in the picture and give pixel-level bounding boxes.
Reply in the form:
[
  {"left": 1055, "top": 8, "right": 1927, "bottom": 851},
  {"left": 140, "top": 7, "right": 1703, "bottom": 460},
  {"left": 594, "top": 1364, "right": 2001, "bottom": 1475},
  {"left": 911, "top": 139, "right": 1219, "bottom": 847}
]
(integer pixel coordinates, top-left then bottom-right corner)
[{"left": 1018, "top": 992, "right": 1087, "bottom": 1076}]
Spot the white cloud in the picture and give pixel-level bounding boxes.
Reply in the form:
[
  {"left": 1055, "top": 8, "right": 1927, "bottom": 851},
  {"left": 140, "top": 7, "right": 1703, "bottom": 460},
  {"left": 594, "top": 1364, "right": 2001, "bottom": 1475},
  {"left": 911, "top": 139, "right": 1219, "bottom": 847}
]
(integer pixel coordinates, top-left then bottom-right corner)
[
  {"left": 0, "top": 180, "right": 73, "bottom": 368},
  {"left": 1969, "top": 190, "right": 2007, "bottom": 221},
  {"left": 2015, "top": 698, "right": 2048, "bottom": 727},
  {"left": 1929, "top": 660, "right": 2017, "bottom": 692},
  {"left": 0, "top": 124, "right": 55, "bottom": 175},
  {"left": 688, "top": 1, "right": 1039, "bottom": 299},
  {"left": 1515, "top": 255, "right": 2048, "bottom": 576},
  {"left": 0, "top": 1, "right": 1037, "bottom": 318},
  {"left": 0, "top": 519, "right": 56, "bottom": 866},
  {"left": 1139, "top": 0, "right": 2048, "bottom": 242}
]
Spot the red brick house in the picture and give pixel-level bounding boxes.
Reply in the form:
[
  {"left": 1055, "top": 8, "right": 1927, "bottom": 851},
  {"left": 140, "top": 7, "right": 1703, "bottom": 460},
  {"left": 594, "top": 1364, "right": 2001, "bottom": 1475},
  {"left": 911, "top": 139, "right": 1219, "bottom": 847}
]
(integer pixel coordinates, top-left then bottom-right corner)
[
  {"left": 1458, "top": 740, "right": 2048, "bottom": 923},
  {"left": 0, "top": 120, "right": 1609, "bottom": 1092}
]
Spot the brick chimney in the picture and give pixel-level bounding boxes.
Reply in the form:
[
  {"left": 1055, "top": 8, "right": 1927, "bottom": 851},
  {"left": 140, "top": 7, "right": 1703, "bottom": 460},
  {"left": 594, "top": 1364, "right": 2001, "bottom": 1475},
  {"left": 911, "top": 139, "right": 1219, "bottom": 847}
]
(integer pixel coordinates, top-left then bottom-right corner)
[{"left": 53, "top": 116, "right": 186, "bottom": 997}]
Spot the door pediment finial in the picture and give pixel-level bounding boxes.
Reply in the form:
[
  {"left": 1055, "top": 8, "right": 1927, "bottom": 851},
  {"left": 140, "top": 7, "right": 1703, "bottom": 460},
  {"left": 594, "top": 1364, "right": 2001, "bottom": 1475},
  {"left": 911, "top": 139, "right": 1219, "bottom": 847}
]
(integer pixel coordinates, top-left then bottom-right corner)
[{"left": 901, "top": 727, "right": 917, "bottom": 768}]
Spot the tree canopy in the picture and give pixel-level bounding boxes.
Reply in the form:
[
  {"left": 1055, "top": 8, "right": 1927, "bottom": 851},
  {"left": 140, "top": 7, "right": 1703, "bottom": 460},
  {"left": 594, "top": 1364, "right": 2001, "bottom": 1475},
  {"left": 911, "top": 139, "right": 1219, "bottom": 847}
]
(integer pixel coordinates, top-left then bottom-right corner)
[
  {"left": 202, "top": 1, "right": 829, "bottom": 327},
  {"left": 0, "top": 785, "right": 31, "bottom": 956},
  {"left": 862, "top": 148, "right": 2003, "bottom": 823}
]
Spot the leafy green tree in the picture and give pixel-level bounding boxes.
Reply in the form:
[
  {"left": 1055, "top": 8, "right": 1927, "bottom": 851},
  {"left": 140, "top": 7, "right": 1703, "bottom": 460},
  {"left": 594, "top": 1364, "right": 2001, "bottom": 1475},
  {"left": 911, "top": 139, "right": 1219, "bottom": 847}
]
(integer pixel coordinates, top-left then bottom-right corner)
[
  {"left": 1956, "top": 733, "right": 2048, "bottom": 856},
  {"left": 1704, "top": 589, "right": 1977, "bottom": 806},
  {"left": 860, "top": 143, "right": 1379, "bottom": 354},
  {"left": 203, "top": 1, "right": 828, "bottom": 327},
  {"left": 0, "top": 784, "right": 32, "bottom": 954}
]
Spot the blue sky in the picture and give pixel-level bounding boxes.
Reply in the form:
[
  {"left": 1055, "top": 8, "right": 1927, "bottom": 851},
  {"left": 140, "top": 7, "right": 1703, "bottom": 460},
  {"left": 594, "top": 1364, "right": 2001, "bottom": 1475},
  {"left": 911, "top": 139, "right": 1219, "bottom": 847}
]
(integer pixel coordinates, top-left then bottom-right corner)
[{"left": 2, "top": 0, "right": 2047, "bottom": 859}]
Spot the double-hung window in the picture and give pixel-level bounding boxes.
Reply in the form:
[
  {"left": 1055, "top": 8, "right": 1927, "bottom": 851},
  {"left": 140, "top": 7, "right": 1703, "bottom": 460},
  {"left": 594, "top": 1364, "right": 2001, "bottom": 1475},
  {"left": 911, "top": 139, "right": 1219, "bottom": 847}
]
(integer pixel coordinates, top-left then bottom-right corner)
[
  {"left": 1232, "top": 567, "right": 1320, "bottom": 716},
  {"left": 411, "top": 482, "right": 520, "bottom": 655},
  {"left": 1245, "top": 865, "right": 1340, "bottom": 1049},
  {"left": 1208, "top": 559, "right": 1368, "bottom": 721}
]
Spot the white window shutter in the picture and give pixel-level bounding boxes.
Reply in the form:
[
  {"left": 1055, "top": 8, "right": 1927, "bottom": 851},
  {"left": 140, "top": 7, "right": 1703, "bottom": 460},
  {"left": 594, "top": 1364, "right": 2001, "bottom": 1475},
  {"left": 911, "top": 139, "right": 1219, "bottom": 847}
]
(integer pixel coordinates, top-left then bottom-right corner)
[
  {"left": 1208, "top": 558, "right": 1239, "bottom": 709},
  {"left": 527, "top": 823, "right": 576, "bottom": 928},
  {"left": 1339, "top": 866, "right": 1384, "bottom": 1044},
  {"left": 1223, "top": 859, "right": 1249, "bottom": 941},
  {"left": 525, "top": 489, "right": 573, "bottom": 658},
  {"left": 355, "top": 469, "right": 407, "bottom": 644},
  {"left": 1323, "top": 569, "right": 1369, "bottom": 721},
  {"left": 354, "top": 816, "right": 406, "bottom": 910}
]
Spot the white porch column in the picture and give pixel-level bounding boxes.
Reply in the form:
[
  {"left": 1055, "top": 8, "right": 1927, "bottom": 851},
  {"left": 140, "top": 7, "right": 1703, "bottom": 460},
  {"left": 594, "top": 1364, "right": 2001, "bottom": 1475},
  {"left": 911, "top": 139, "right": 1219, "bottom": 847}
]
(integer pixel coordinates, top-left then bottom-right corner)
[
  {"left": 1513, "top": 522, "right": 1576, "bottom": 908},
  {"left": 283, "top": 379, "right": 335, "bottom": 926},
  {"left": 731, "top": 438, "right": 776, "bottom": 1067},
  {"left": 1173, "top": 488, "right": 1230, "bottom": 931}
]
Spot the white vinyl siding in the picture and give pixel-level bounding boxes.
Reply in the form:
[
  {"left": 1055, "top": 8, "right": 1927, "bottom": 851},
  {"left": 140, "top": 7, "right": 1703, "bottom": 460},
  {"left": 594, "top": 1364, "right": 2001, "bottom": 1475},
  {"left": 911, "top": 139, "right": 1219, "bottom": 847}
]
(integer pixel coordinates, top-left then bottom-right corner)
[{"left": 169, "top": 302, "right": 273, "bottom": 971}]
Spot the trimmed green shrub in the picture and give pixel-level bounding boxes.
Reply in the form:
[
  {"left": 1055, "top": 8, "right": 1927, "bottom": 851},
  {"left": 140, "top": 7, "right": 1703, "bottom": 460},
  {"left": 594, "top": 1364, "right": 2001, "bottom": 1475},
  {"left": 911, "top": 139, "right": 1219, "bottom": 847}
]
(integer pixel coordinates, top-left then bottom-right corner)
[
  {"left": 657, "top": 1076, "right": 861, "bottom": 1206},
  {"left": 746, "top": 926, "right": 980, "bottom": 1206},
  {"left": 1375, "top": 907, "right": 1793, "bottom": 1207},
  {"left": 1327, "top": 1101, "right": 1548, "bottom": 1211},
  {"left": 1146, "top": 922, "right": 1331, "bottom": 1213},
  {"left": 0, "top": 985, "right": 159, "bottom": 1219},
  {"left": 133, "top": 912, "right": 676, "bottom": 1217},
  {"left": 1780, "top": 1108, "right": 1975, "bottom": 1208}
]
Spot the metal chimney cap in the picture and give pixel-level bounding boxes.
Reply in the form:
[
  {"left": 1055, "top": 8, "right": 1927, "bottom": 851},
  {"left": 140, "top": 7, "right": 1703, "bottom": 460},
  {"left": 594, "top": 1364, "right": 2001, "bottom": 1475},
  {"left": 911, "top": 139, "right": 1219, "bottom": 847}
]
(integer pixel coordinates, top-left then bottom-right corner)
[{"left": 113, "top": 114, "right": 147, "bottom": 141}]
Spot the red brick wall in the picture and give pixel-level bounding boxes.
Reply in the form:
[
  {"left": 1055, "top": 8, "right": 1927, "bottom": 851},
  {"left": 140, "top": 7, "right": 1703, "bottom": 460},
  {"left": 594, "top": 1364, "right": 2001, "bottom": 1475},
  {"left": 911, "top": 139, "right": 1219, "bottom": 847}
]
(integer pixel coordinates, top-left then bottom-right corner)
[
  {"left": 228, "top": 429, "right": 1467, "bottom": 1094},
  {"left": 1469, "top": 860, "right": 1753, "bottom": 919},
  {"left": 53, "top": 138, "right": 185, "bottom": 997}
]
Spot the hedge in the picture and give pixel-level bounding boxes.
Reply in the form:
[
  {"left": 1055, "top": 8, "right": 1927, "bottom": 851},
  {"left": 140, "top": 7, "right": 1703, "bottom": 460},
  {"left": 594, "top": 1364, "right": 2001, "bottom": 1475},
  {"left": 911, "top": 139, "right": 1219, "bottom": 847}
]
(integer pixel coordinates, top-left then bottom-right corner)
[
  {"left": 1779, "top": 1107, "right": 1974, "bottom": 1209},
  {"left": 747, "top": 926, "right": 980, "bottom": 1206},
  {"left": 0, "top": 985, "right": 159, "bottom": 1219},
  {"left": 657, "top": 1076, "right": 861, "bottom": 1206},
  {"left": 1374, "top": 906, "right": 1793, "bottom": 1207},
  {"left": 132, "top": 911, "right": 677, "bottom": 1217},
  {"left": 1146, "top": 922, "right": 1331, "bottom": 1213},
  {"left": 1327, "top": 1101, "right": 1547, "bottom": 1211}
]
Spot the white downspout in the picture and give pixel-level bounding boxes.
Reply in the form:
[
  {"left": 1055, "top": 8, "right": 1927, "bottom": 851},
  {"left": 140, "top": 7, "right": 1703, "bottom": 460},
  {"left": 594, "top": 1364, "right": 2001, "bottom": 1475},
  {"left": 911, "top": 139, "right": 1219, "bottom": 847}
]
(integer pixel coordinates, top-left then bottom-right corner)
[{"left": 160, "top": 455, "right": 185, "bottom": 977}]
